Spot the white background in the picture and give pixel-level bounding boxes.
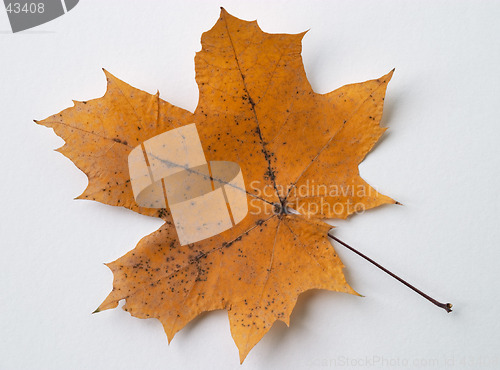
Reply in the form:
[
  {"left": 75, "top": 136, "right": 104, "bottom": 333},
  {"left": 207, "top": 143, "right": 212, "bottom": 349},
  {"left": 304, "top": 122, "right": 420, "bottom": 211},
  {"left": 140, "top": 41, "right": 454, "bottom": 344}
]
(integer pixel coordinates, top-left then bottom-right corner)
[{"left": 1, "top": 1, "right": 500, "bottom": 369}]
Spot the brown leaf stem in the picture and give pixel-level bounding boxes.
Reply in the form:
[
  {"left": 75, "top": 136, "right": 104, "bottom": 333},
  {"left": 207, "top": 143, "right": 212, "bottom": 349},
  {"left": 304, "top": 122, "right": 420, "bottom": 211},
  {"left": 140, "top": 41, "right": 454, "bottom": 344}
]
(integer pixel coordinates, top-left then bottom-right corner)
[{"left": 328, "top": 232, "right": 453, "bottom": 313}]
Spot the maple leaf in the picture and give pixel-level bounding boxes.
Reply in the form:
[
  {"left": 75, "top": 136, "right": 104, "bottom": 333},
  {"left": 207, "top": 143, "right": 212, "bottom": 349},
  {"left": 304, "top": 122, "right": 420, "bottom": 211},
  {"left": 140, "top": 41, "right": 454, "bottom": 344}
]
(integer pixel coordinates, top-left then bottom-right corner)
[{"left": 37, "top": 8, "right": 396, "bottom": 362}]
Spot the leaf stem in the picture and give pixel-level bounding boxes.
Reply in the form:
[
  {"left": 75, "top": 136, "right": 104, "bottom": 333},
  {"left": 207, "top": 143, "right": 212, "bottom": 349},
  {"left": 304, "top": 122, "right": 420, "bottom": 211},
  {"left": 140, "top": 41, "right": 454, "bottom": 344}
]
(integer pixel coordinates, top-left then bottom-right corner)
[{"left": 328, "top": 232, "right": 452, "bottom": 313}]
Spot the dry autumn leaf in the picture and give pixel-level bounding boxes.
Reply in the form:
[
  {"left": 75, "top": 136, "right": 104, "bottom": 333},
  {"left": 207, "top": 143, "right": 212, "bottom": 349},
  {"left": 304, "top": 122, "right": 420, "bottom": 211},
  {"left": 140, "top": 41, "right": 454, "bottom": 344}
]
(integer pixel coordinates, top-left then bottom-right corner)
[{"left": 37, "top": 8, "right": 398, "bottom": 362}]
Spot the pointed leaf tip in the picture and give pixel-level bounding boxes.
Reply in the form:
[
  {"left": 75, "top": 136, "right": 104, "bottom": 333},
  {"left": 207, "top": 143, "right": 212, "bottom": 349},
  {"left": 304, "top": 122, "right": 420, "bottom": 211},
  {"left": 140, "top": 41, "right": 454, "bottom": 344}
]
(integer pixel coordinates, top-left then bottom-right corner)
[{"left": 102, "top": 68, "right": 117, "bottom": 82}]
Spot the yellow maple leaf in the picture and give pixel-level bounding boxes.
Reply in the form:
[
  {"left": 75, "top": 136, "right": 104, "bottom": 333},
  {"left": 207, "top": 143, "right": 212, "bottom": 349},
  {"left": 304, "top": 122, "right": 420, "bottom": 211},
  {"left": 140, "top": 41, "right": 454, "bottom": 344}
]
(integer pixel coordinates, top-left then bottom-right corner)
[{"left": 37, "top": 8, "right": 397, "bottom": 362}]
